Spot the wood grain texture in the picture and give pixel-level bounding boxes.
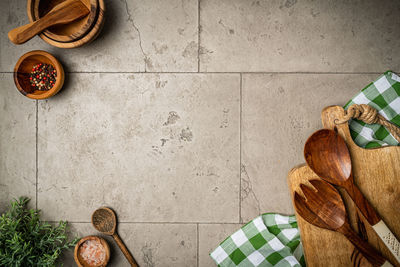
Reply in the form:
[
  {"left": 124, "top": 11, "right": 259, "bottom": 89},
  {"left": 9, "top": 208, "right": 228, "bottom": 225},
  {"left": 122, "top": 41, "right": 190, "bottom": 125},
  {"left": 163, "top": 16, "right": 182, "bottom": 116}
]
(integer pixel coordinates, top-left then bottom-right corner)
[
  {"left": 288, "top": 105, "right": 400, "bottom": 266},
  {"left": 27, "top": 0, "right": 105, "bottom": 48},
  {"left": 34, "top": 0, "right": 98, "bottom": 42},
  {"left": 9, "top": 0, "right": 88, "bottom": 44}
]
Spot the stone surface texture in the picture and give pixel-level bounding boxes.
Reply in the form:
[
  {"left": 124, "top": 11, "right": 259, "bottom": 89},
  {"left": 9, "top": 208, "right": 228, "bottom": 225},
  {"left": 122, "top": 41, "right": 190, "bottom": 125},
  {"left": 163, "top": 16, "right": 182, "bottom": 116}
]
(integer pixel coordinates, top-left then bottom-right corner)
[
  {"left": 0, "top": 74, "right": 36, "bottom": 212},
  {"left": 200, "top": 0, "right": 400, "bottom": 72},
  {"left": 37, "top": 73, "right": 240, "bottom": 223},
  {"left": 1, "top": 0, "right": 399, "bottom": 265}
]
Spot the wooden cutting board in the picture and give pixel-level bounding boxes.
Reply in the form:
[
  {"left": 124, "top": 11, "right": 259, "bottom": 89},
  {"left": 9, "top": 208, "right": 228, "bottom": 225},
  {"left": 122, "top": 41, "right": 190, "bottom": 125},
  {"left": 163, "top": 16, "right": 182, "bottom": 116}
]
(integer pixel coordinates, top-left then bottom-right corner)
[{"left": 288, "top": 105, "right": 400, "bottom": 267}]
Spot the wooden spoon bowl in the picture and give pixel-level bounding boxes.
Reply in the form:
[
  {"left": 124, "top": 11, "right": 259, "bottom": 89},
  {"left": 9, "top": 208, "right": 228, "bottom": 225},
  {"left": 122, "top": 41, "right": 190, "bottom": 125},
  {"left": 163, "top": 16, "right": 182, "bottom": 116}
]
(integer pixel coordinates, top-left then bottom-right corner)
[
  {"left": 74, "top": 235, "right": 110, "bottom": 267},
  {"left": 92, "top": 207, "right": 116, "bottom": 235},
  {"left": 304, "top": 129, "right": 352, "bottom": 185},
  {"left": 13, "top": 50, "right": 64, "bottom": 100},
  {"left": 33, "top": 0, "right": 98, "bottom": 42},
  {"left": 304, "top": 129, "right": 382, "bottom": 225}
]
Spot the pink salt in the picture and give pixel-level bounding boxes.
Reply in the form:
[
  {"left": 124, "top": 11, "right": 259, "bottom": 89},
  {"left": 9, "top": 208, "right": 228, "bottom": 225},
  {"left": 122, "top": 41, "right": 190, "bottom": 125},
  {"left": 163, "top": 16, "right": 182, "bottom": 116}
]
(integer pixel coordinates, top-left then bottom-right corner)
[{"left": 79, "top": 239, "right": 106, "bottom": 266}]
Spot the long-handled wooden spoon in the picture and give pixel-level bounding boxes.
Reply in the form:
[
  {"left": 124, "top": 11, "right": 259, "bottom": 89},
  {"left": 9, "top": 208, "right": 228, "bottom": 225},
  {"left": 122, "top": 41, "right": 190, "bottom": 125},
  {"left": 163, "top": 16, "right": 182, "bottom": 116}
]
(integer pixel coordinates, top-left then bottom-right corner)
[
  {"left": 304, "top": 129, "right": 400, "bottom": 263},
  {"left": 92, "top": 207, "right": 139, "bottom": 267},
  {"left": 294, "top": 179, "right": 392, "bottom": 267},
  {"left": 8, "top": 0, "right": 89, "bottom": 44}
]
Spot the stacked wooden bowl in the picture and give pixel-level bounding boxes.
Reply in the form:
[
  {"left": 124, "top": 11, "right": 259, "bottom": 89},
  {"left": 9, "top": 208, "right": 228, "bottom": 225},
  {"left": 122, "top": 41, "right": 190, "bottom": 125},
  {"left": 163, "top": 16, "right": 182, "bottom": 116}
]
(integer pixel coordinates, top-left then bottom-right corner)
[{"left": 27, "top": 0, "right": 105, "bottom": 48}]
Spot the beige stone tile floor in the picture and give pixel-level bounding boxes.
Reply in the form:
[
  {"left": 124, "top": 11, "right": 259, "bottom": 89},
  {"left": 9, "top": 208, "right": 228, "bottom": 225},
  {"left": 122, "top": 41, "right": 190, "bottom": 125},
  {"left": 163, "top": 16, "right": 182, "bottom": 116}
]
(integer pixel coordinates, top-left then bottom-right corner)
[{"left": 0, "top": 0, "right": 399, "bottom": 266}]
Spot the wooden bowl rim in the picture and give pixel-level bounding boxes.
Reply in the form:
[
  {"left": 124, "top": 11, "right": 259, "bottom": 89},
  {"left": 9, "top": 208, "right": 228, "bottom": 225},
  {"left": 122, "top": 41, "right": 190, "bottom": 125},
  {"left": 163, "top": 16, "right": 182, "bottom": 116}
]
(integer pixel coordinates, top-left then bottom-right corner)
[
  {"left": 27, "top": 0, "right": 105, "bottom": 48},
  {"left": 13, "top": 50, "right": 64, "bottom": 100},
  {"left": 33, "top": 0, "right": 98, "bottom": 42},
  {"left": 74, "top": 235, "right": 110, "bottom": 267}
]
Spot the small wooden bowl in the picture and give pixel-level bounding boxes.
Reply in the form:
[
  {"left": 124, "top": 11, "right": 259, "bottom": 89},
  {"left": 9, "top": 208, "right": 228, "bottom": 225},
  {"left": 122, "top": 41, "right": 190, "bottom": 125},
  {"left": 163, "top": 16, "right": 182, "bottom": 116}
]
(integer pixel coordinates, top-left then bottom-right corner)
[
  {"left": 74, "top": 236, "right": 110, "bottom": 267},
  {"left": 27, "top": 0, "right": 105, "bottom": 48},
  {"left": 33, "top": 0, "right": 98, "bottom": 42},
  {"left": 13, "top": 50, "right": 64, "bottom": 100}
]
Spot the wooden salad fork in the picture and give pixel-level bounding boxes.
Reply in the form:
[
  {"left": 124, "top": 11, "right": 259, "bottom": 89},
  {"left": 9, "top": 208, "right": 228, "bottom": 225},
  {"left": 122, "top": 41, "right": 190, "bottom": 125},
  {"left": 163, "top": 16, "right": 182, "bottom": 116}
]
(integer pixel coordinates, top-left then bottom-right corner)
[
  {"left": 294, "top": 179, "right": 392, "bottom": 267},
  {"left": 304, "top": 129, "right": 400, "bottom": 263}
]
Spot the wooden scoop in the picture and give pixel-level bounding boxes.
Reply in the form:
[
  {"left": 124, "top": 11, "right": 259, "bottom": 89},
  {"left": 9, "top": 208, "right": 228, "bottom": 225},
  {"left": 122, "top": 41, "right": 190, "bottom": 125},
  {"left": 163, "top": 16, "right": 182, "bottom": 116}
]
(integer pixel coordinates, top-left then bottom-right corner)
[
  {"left": 294, "top": 179, "right": 391, "bottom": 266},
  {"left": 304, "top": 129, "right": 400, "bottom": 263},
  {"left": 92, "top": 207, "right": 139, "bottom": 267},
  {"left": 8, "top": 0, "right": 89, "bottom": 44}
]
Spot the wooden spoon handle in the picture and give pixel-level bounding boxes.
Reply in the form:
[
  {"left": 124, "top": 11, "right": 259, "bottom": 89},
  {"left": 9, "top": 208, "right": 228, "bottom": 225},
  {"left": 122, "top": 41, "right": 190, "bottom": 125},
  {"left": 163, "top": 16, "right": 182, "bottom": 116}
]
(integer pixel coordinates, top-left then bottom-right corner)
[
  {"left": 8, "top": 21, "right": 45, "bottom": 44},
  {"left": 112, "top": 233, "right": 139, "bottom": 267},
  {"left": 342, "top": 226, "right": 391, "bottom": 267},
  {"left": 344, "top": 179, "right": 400, "bottom": 263},
  {"left": 345, "top": 179, "right": 381, "bottom": 225}
]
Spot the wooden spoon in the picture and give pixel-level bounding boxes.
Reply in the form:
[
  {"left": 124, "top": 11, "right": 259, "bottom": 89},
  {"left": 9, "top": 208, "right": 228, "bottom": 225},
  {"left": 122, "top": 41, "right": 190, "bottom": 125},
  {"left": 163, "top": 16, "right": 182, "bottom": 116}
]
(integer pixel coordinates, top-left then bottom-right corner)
[
  {"left": 294, "top": 179, "right": 391, "bottom": 266},
  {"left": 304, "top": 129, "right": 400, "bottom": 263},
  {"left": 8, "top": 0, "right": 89, "bottom": 44},
  {"left": 92, "top": 207, "right": 139, "bottom": 267}
]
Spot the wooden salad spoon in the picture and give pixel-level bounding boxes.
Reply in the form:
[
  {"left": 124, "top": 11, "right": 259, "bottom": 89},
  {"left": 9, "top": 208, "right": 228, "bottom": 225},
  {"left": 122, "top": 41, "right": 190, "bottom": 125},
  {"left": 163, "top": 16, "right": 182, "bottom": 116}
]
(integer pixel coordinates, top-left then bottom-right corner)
[
  {"left": 304, "top": 129, "right": 400, "bottom": 263},
  {"left": 294, "top": 179, "right": 392, "bottom": 267},
  {"left": 92, "top": 207, "right": 139, "bottom": 267},
  {"left": 8, "top": 0, "right": 89, "bottom": 44}
]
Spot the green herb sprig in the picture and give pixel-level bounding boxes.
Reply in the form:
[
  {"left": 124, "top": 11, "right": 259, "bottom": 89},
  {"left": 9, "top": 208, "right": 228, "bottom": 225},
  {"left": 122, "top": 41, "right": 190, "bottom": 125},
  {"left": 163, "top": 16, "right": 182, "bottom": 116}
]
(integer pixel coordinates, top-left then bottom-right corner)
[{"left": 0, "top": 197, "right": 78, "bottom": 266}]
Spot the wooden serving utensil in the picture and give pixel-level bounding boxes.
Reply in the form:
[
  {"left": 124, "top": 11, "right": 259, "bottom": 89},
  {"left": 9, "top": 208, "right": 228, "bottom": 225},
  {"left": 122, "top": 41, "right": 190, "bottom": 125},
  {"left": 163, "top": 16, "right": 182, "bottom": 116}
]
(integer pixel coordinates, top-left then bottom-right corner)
[
  {"left": 294, "top": 179, "right": 392, "bottom": 267},
  {"left": 8, "top": 0, "right": 89, "bottom": 44},
  {"left": 92, "top": 207, "right": 139, "bottom": 267},
  {"left": 304, "top": 129, "right": 400, "bottom": 263}
]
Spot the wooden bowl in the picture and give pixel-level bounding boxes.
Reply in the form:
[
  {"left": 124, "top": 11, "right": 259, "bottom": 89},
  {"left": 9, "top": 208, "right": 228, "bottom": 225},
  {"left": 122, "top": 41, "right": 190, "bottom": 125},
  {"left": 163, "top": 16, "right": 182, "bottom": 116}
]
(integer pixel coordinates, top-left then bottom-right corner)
[
  {"left": 74, "top": 236, "right": 110, "bottom": 267},
  {"left": 13, "top": 50, "right": 64, "bottom": 100},
  {"left": 33, "top": 0, "right": 98, "bottom": 42},
  {"left": 27, "top": 0, "right": 105, "bottom": 48}
]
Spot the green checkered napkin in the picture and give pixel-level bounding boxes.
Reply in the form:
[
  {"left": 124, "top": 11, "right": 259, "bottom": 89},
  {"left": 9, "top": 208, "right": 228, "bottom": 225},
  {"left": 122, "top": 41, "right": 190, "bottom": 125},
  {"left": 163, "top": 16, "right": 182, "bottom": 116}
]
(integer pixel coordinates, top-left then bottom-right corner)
[
  {"left": 345, "top": 70, "right": 400, "bottom": 148},
  {"left": 210, "top": 214, "right": 305, "bottom": 267}
]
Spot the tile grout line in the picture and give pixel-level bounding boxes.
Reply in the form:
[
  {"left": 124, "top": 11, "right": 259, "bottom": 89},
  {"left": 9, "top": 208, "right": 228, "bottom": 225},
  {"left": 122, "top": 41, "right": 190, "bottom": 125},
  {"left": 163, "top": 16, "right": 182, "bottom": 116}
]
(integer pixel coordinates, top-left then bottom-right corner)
[
  {"left": 0, "top": 71, "right": 387, "bottom": 74},
  {"left": 35, "top": 100, "right": 38, "bottom": 210},
  {"left": 239, "top": 73, "right": 242, "bottom": 224},
  {"left": 197, "top": 0, "right": 200, "bottom": 73},
  {"left": 48, "top": 221, "right": 241, "bottom": 224},
  {"left": 197, "top": 223, "right": 199, "bottom": 267}
]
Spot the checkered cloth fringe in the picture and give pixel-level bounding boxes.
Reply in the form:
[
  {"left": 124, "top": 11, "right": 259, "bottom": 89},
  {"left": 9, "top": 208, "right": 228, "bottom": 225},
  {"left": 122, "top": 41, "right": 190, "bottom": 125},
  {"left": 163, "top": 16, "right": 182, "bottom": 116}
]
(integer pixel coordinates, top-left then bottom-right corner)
[
  {"left": 210, "top": 214, "right": 305, "bottom": 267},
  {"left": 345, "top": 71, "right": 400, "bottom": 148},
  {"left": 211, "top": 71, "right": 400, "bottom": 267}
]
